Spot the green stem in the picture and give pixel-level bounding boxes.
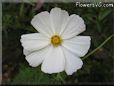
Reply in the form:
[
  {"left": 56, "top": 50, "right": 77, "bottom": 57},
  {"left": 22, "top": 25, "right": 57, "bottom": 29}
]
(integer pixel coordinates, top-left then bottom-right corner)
[{"left": 82, "top": 34, "right": 114, "bottom": 60}]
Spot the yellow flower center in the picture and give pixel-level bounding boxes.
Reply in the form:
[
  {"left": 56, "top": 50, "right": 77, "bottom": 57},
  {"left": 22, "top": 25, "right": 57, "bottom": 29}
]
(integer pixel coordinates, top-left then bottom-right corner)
[{"left": 51, "top": 35, "right": 63, "bottom": 47}]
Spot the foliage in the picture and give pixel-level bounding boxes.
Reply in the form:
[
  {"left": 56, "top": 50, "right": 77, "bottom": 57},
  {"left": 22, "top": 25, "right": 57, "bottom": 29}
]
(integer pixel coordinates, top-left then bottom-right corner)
[
  {"left": 12, "top": 65, "right": 67, "bottom": 85},
  {"left": 2, "top": 2, "right": 113, "bottom": 85}
]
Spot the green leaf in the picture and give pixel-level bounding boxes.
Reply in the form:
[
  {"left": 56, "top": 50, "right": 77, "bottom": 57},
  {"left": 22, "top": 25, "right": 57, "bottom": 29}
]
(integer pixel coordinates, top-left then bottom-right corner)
[
  {"left": 19, "top": 3, "right": 24, "bottom": 17},
  {"left": 98, "top": 9, "right": 112, "bottom": 21},
  {"left": 12, "top": 65, "right": 66, "bottom": 85}
]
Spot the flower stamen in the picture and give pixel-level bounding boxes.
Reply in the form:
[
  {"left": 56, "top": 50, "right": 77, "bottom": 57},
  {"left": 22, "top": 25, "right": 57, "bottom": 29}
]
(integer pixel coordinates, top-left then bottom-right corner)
[{"left": 51, "top": 35, "right": 63, "bottom": 47}]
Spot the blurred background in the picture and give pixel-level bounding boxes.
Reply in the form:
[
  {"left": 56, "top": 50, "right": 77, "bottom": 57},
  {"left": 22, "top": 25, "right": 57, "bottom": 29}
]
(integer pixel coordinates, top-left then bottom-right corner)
[{"left": 2, "top": 2, "right": 114, "bottom": 85}]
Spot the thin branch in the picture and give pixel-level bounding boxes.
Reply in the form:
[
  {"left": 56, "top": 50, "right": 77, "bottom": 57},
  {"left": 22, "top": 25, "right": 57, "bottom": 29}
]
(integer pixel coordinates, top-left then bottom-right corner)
[{"left": 82, "top": 34, "right": 114, "bottom": 60}]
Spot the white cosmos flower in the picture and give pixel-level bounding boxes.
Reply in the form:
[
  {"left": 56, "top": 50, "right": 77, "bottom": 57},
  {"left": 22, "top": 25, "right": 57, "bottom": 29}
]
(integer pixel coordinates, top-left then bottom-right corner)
[{"left": 20, "top": 7, "right": 91, "bottom": 75}]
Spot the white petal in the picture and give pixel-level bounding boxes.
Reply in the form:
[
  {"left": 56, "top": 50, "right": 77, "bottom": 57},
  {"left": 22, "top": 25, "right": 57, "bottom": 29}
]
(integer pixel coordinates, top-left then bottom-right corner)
[
  {"left": 20, "top": 33, "right": 50, "bottom": 52},
  {"left": 50, "top": 7, "right": 69, "bottom": 34},
  {"left": 62, "top": 47, "right": 83, "bottom": 75},
  {"left": 31, "top": 11, "right": 53, "bottom": 37},
  {"left": 26, "top": 46, "right": 50, "bottom": 67},
  {"left": 23, "top": 49, "right": 31, "bottom": 56},
  {"left": 59, "top": 10, "right": 69, "bottom": 35},
  {"left": 21, "top": 33, "right": 47, "bottom": 40},
  {"left": 62, "top": 36, "right": 91, "bottom": 57},
  {"left": 41, "top": 46, "right": 65, "bottom": 74},
  {"left": 61, "top": 14, "right": 86, "bottom": 39}
]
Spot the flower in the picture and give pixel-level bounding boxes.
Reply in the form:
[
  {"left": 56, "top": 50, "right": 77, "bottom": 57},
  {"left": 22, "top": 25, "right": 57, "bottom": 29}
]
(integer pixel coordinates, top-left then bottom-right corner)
[{"left": 20, "top": 7, "right": 91, "bottom": 75}]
